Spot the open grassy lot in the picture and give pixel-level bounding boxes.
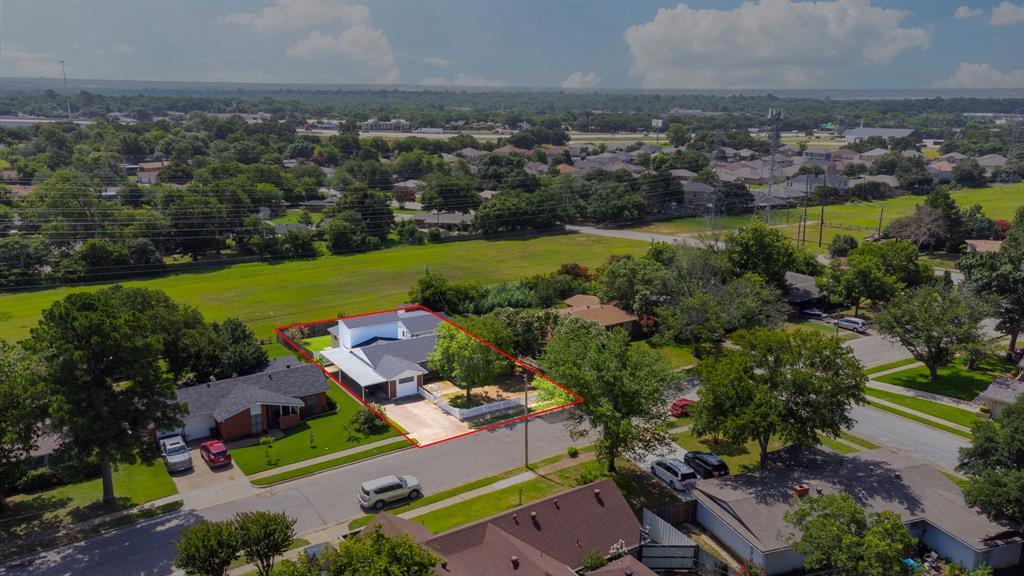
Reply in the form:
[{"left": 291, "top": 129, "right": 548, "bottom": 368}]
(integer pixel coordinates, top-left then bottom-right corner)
[
  {"left": 864, "top": 387, "right": 983, "bottom": 428},
  {"left": 875, "top": 355, "right": 1015, "bottom": 402},
  {"left": 230, "top": 385, "right": 400, "bottom": 474},
  {"left": 1, "top": 458, "right": 177, "bottom": 543},
  {"left": 0, "top": 234, "right": 646, "bottom": 344},
  {"left": 632, "top": 339, "right": 698, "bottom": 369},
  {"left": 631, "top": 184, "right": 1024, "bottom": 242},
  {"left": 673, "top": 430, "right": 786, "bottom": 474}
]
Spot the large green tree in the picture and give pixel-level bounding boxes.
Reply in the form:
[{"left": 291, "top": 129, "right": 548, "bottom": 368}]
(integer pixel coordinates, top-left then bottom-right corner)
[
  {"left": 322, "top": 525, "right": 439, "bottom": 576},
  {"left": 541, "top": 317, "right": 675, "bottom": 472},
  {"left": 174, "top": 520, "right": 240, "bottom": 576},
  {"left": 694, "top": 328, "right": 866, "bottom": 470},
  {"left": 0, "top": 341, "right": 47, "bottom": 509},
  {"left": 25, "top": 288, "right": 185, "bottom": 504},
  {"left": 818, "top": 254, "right": 900, "bottom": 316},
  {"left": 427, "top": 322, "right": 507, "bottom": 400},
  {"left": 961, "top": 227, "right": 1024, "bottom": 351},
  {"left": 785, "top": 494, "right": 915, "bottom": 576},
  {"left": 957, "top": 395, "right": 1024, "bottom": 526},
  {"left": 726, "top": 221, "right": 807, "bottom": 290},
  {"left": 875, "top": 283, "right": 991, "bottom": 380},
  {"left": 234, "top": 511, "right": 296, "bottom": 576},
  {"left": 212, "top": 318, "right": 268, "bottom": 378}
]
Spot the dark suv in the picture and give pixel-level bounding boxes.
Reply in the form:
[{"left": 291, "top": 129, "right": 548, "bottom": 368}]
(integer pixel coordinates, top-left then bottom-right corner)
[{"left": 683, "top": 451, "right": 730, "bottom": 479}]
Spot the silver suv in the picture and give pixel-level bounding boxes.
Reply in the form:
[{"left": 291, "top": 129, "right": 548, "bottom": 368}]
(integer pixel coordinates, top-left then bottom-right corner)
[
  {"left": 358, "top": 474, "right": 421, "bottom": 510},
  {"left": 159, "top": 435, "right": 193, "bottom": 472},
  {"left": 835, "top": 317, "right": 869, "bottom": 334}
]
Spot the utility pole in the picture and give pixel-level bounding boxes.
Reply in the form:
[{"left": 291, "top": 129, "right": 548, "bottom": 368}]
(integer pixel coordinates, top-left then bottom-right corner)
[
  {"left": 523, "top": 372, "right": 529, "bottom": 469},
  {"left": 877, "top": 207, "right": 884, "bottom": 237},
  {"left": 765, "top": 108, "right": 783, "bottom": 224},
  {"left": 60, "top": 59, "right": 72, "bottom": 121}
]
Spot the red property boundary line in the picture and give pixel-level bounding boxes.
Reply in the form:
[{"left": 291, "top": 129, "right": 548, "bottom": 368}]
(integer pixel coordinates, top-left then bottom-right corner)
[{"left": 274, "top": 305, "right": 584, "bottom": 449}]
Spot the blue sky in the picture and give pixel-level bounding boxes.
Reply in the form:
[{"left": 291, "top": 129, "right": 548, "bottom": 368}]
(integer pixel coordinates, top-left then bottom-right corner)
[{"left": 2, "top": 0, "right": 1023, "bottom": 89}]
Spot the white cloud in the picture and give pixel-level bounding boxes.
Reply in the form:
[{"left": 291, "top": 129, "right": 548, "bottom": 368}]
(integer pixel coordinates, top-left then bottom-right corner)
[
  {"left": 562, "top": 72, "right": 601, "bottom": 89},
  {"left": 954, "top": 5, "right": 984, "bottom": 19},
  {"left": 400, "top": 53, "right": 452, "bottom": 68},
  {"left": 990, "top": 1, "right": 1024, "bottom": 25},
  {"left": 224, "top": 0, "right": 369, "bottom": 31},
  {"left": 623, "top": 0, "right": 931, "bottom": 89},
  {"left": 418, "top": 73, "right": 506, "bottom": 87},
  {"left": 111, "top": 44, "right": 135, "bottom": 55},
  {"left": 287, "top": 25, "right": 399, "bottom": 83},
  {"left": 933, "top": 62, "right": 1024, "bottom": 88},
  {"left": 0, "top": 45, "right": 64, "bottom": 77}
]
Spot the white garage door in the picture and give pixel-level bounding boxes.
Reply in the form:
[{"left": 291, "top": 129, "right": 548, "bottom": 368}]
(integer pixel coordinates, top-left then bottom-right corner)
[
  {"left": 396, "top": 377, "right": 418, "bottom": 398},
  {"left": 184, "top": 415, "right": 216, "bottom": 440}
]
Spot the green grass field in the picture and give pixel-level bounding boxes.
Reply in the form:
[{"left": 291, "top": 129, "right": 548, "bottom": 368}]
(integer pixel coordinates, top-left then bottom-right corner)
[
  {"left": 231, "top": 385, "right": 400, "bottom": 474},
  {"left": 270, "top": 210, "right": 323, "bottom": 225},
  {"left": 250, "top": 440, "right": 409, "bottom": 486},
  {"left": 865, "top": 358, "right": 919, "bottom": 375},
  {"left": 2, "top": 458, "right": 177, "bottom": 543},
  {"left": 632, "top": 184, "right": 1024, "bottom": 244},
  {"left": 875, "top": 355, "right": 1015, "bottom": 402},
  {"left": 866, "top": 401, "right": 972, "bottom": 439},
  {"left": 0, "top": 234, "right": 647, "bottom": 344}
]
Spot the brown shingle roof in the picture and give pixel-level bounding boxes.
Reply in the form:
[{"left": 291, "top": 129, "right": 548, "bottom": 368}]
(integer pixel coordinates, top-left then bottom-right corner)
[
  {"left": 556, "top": 304, "right": 637, "bottom": 328},
  {"left": 563, "top": 294, "right": 601, "bottom": 307},
  {"left": 426, "top": 478, "right": 642, "bottom": 575},
  {"left": 366, "top": 513, "right": 433, "bottom": 543}
]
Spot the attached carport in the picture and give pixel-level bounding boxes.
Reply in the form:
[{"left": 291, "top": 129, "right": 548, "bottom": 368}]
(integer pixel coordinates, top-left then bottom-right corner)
[{"left": 320, "top": 347, "right": 386, "bottom": 401}]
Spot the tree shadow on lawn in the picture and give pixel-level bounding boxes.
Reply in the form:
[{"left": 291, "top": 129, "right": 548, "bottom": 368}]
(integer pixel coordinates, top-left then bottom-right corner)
[
  {"left": 697, "top": 437, "right": 751, "bottom": 458},
  {"left": 0, "top": 493, "right": 73, "bottom": 542}
]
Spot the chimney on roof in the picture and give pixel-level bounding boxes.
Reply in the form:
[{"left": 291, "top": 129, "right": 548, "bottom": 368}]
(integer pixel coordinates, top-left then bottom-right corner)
[
  {"left": 512, "top": 513, "right": 518, "bottom": 524},
  {"left": 553, "top": 498, "right": 559, "bottom": 509},
  {"left": 793, "top": 484, "right": 810, "bottom": 498},
  {"left": 510, "top": 555, "right": 519, "bottom": 569},
  {"left": 441, "top": 560, "right": 448, "bottom": 569},
  {"left": 268, "top": 373, "right": 273, "bottom": 380}
]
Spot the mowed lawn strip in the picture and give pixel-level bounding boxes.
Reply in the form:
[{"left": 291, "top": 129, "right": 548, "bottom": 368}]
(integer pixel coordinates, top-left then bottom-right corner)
[
  {"left": 840, "top": 431, "right": 880, "bottom": 450},
  {"left": 231, "top": 385, "right": 399, "bottom": 475},
  {"left": 875, "top": 355, "right": 1015, "bottom": 402},
  {"left": 1, "top": 457, "right": 177, "bottom": 542},
  {"left": 867, "top": 401, "right": 973, "bottom": 439},
  {"left": 865, "top": 358, "right": 919, "bottom": 375},
  {"left": 0, "top": 234, "right": 647, "bottom": 343},
  {"left": 864, "top": 387, "right": 982, "bottom": 428},
  {"left": 250, "top": 440, "right": 410, "bottom": 486},
  {"left": 817, "top": 434, "right": 859, "bottom": 455}
]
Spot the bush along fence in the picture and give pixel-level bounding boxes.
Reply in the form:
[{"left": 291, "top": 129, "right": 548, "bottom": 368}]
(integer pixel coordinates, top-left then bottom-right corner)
[{"left": 418, "top": 386, "right": 539, "bottom": 422}]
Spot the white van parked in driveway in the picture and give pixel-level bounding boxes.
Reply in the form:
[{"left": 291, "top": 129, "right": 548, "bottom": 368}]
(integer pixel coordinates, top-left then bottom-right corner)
[{"left": 835, "top": 317, "right": 869, "bottom": 334}]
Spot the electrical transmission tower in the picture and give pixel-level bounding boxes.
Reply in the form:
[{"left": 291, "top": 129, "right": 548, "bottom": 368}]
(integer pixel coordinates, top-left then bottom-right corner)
[
  {"left": 763, "top": 108, "right": 783, "bottom": 224},
  {"left": 999, "top": 119, "right": 1021, "bottom": 184}
]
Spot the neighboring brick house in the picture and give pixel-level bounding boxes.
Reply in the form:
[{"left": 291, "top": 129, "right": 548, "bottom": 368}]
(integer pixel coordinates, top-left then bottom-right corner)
[
  {"left": 320, "top": 309, "right": 443, "bottom": 402},
  {"left": 175, "top": 364, "right": 329, "bottom": 441},
  {"left": 556, "top": 294, "right": 639, "bottom": 337},
  {"left": 365, "top": 478, "right": 657, "bottom": 576}
]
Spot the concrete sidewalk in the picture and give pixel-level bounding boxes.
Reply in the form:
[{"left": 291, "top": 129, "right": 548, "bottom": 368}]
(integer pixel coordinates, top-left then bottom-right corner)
[{"left": 245, "top": 436, "right": 411, "bottom": 481}]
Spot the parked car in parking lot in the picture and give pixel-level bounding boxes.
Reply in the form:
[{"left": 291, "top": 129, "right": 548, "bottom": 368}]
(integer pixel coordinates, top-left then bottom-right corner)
[
  {"left": 801, "top": 308, "right": 827, "bottom": 319},
  {"left": 835, "top": 317, "right": 869, "bottom": 334},
  {"left": 650, "top": 458, "right": 699, "bottom": 490},
  {"left": 683, "top": 451, "right": 730, "bottom": 479},
  {"left": 199, "top": 440, "right": 232, "bottom": 468},
  {"left": 358, "top": 474, "right": 421, "bottom": 510},
  {"left": 159, "top": 435, "right": 193, "bottom": 472},
  {"left": 670, "top": 399, "right": 694, "bottom": 417}
]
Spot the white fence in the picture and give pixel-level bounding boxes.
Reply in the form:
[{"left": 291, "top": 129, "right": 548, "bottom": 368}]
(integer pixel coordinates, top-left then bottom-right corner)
[{"left": 418, "top": 386, "right": 536, "bottom": 421}]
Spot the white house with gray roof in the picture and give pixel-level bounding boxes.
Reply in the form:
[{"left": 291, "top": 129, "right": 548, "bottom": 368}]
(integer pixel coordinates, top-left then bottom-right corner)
[{"left": 320, "top": 309, "right": 443, "bottom": 401}]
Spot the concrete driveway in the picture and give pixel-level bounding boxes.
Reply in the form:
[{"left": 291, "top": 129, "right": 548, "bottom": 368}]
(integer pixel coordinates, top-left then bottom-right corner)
[
  {"left": 383, "top": 396, "right": 471, "bottom": 445},
  {"left": 169, "top": 447, "right": 256, "bottom": 509}
]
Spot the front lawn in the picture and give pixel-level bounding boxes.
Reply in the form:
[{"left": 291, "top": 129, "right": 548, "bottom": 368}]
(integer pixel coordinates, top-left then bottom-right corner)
[
  {"left": 864, "top": 387, "right": 982, "bottom": 428},
  {"left": 632, "top": 340, "right": 698, "bottom": 369},
  {"left": 1, "top": 457, "right": 177, "bottom": 543},
  {"left": 875, "top": 355, "right": 1015, "bottom": 402},
  {"left": 230, "top": 385, "right": 399, "bottom": 474},
  {"left": 784, "top": 320, "right": 858, "bottom": 340},
  {"left": 673, "top": 430, "right": 786, "bottom": 473}
]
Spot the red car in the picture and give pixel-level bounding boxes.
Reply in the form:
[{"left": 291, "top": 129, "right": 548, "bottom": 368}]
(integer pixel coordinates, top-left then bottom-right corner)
[
  {"left": 670, "top": 399, "right": 695, "bottom": 418},
  {"left": 199, "top": 440, "right": 232, "bottom": 468}
]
